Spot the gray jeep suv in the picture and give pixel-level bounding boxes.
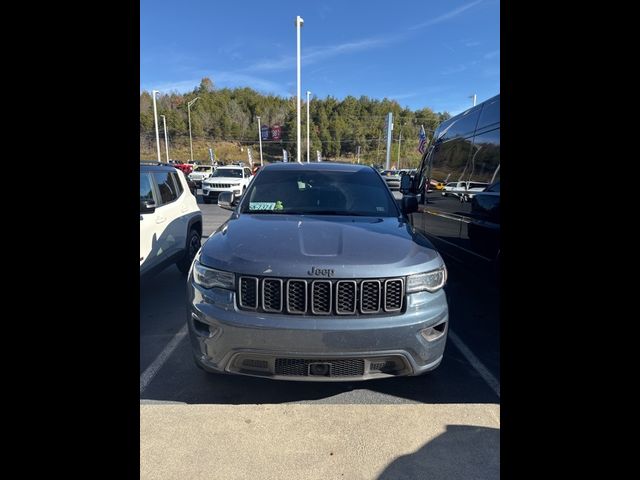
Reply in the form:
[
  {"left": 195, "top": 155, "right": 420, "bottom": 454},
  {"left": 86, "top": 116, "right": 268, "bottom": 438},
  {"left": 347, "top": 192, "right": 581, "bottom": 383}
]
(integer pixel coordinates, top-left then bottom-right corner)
[{"left": 187, "top": 163, "right": 448, "bottom": 381}]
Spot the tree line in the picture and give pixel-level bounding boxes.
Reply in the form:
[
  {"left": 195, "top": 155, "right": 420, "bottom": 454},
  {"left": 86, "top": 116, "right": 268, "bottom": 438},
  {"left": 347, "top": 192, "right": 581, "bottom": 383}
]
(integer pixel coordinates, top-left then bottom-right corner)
[{"left": 140, "top": 77, "right": 451, "bottom": 167}]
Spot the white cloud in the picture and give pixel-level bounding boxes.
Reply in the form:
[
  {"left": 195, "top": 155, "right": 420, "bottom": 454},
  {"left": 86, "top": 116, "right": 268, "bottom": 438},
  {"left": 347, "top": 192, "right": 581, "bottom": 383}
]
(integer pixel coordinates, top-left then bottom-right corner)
[
  {"left": 141, "top": 72, "right": 290, "bottom": 97},
  {"left": 409, "top": 0, "right": 484, "bottom": 30}
]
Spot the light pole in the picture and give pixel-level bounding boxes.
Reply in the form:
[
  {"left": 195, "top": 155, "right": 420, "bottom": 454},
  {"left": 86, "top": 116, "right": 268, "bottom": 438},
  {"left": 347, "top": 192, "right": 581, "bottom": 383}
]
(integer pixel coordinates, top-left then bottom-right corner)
[
  {"left": 469, "top": 94, "right": 477, "bottom": 106},
  {"left": 152, "top": 90, "right": 161, "bottom": 163},
  {"left": 256, "top": 116, "right": 264, "bottom": 166},
  {"left": 161, "top": 114, "right": 169, "bottom": 163},
  {"left": 397, "top": 126, "right": 402, "bottom": 170},
  {"left": 306, "top": 90, "right": 311, "bottom": 163},
  {"left": 187, "top": 97, "right": 200, "bottom": 163},
  {"left": 295, "top": 15, "right": 304, "bottom": 163}
]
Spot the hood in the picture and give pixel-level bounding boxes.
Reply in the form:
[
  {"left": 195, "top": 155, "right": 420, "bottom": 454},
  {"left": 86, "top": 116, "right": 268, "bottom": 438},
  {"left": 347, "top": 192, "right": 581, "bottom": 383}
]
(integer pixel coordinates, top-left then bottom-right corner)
[
  {"left": 199, "top": 214, "right": 442, "bottom": 278},
  {"left": 204, "top": 176, "right": 242, "bottom": 183}
]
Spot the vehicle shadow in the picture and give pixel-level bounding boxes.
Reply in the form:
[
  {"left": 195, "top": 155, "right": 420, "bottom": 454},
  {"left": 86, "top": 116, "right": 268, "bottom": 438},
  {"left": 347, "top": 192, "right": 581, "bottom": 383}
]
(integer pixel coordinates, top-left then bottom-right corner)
[{"left": 377, "top": 425, "right": 499, "bottom": 480}]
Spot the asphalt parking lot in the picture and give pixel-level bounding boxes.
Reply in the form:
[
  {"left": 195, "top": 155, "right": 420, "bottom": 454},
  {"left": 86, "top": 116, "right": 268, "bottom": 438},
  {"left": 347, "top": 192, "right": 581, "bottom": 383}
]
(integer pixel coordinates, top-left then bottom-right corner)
[{"left": 140, "top": 196, "right": 500, "bottom": 405}]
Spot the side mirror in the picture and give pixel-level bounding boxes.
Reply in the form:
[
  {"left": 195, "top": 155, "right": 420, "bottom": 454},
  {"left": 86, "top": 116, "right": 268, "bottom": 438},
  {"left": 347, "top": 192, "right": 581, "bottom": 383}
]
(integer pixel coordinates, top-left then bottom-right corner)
[
  {"left": 401, "top": 195, "right": 418, "bottom": 214},
  {"left": 218, "top": 191, "right": 235, "bottom": 210},
  {"left": 400, "top": 173, "right": 413, "bottom": 194},
  {"left": 140, "top": 200, "right": 156, "bottom": 214}
]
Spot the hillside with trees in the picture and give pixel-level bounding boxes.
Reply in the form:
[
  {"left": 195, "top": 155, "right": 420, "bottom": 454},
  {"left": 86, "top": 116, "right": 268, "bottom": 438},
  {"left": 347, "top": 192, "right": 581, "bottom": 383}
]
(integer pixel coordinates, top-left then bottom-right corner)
[{"left": 140, "top": 77, "right": 451, "bottom": 168}]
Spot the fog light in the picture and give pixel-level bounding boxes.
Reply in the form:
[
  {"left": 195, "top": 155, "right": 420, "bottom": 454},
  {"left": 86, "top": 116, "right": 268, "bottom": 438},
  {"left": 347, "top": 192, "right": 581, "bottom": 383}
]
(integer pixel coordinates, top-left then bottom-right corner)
[{"left": 420, "top": 322, "right": 447, "bottom": 341}]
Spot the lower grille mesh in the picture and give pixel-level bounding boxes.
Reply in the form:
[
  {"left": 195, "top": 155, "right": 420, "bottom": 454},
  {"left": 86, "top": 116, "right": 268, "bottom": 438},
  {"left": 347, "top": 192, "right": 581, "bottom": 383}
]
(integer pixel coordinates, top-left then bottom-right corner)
[{"left": 275, "top": 358, "right": 365, "bottom": 377}]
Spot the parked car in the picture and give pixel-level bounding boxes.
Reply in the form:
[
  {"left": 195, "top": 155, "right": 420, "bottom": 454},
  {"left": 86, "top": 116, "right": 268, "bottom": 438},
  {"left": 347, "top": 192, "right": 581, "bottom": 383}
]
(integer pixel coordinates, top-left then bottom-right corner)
[
  {"left": 173, "top": 162, "right": 193, "bottom": 176},
  {"left": 189, "top": 165, "right": 215, "bottom": 188},
  {"left": 187, "top": 162, "right": 448, "bottom": 380},
  {"left": 201, "top": 165, "right": 254, "bottom": 204},
  {"left": 140, "top": 164, "right": 202, "bottom": 277},
  {"left": 380, "top": 170, "right": 401, "bottom": 190},
  {"left": 408, "top": 93, "right": 500, "bottom": 270}
]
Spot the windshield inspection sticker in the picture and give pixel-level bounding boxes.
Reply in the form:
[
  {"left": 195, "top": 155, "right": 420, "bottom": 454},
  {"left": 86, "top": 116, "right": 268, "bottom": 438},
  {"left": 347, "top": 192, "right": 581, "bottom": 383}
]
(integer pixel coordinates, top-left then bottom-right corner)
[{"left": 249, "top": 202, "right": 276, "bottom": 211}]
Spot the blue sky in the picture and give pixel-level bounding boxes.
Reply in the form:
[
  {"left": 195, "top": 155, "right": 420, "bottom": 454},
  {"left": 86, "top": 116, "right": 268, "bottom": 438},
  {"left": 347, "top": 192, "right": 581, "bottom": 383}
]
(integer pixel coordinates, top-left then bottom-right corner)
[{"left": 141, "top": 0, "right": 499, "bottom": 115}]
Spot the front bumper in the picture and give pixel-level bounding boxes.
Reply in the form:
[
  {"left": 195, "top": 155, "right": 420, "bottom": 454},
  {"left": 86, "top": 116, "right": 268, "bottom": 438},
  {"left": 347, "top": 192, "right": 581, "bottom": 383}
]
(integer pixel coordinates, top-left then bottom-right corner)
[
  {"left": 384, "top": 179, "right": 401, "bottom": 190},
  {"left": 202, "top": 187, "right": 243, "bottom": 198},
  {"left": 187, "top": 280, "right": 449, "bottom": 381}
]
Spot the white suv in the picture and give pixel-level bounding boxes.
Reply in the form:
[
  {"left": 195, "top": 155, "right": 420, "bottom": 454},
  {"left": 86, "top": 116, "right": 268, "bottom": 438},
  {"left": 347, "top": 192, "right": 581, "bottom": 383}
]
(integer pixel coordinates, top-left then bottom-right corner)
[
  {"left": 201, "top": 165, "right": 253, "bottom": 204},
  {"left": 188, "top": 165, "right": 214, "bottom": 187},
  {"left": 140, "top": 164, "right": 202, "bottom": 277}
]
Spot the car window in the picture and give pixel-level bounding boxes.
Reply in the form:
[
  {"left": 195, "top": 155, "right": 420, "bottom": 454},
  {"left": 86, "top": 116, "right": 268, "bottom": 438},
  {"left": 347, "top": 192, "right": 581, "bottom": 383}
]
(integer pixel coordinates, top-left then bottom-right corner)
[
  {"left": 153, "top": 172, "right": 179, "bottom": 205},
  {"left": 140, "top": 173, "right": 155, "bottom": 203},
  {"left": 241, "top": 169, "right": 399, "bottom": 217},
  {"left": 244, "top": 168, "right": 251, "bottom": 177},
  {"left": 443, "top": 107, "right": 481, "bottom": 140},
  {"left": 211, "top": 169, "right": 243, "bottom": 178},
  {"left": 171, "top": 171, "right": 184, "bottom": 195},
  {"left": 477, "top": 96, "right": 500, "bottom": 131}
]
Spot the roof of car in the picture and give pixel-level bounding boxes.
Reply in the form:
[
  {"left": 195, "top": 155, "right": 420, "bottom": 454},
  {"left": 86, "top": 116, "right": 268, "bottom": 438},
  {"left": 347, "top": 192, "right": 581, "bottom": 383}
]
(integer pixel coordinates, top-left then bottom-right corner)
[
  {"left": 217, "top": 165, "right": 245, "bottom": 169},
  {"left": 263, "top": 162, "right": 374, "bottom": 173},
  {"left": 140, "top": 163, "right": 177, "bottom": 172}
]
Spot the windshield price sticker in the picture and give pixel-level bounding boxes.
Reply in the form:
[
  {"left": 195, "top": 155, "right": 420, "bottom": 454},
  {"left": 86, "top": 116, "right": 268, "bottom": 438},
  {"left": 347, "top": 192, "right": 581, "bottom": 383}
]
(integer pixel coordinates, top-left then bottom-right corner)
[{"left": 249, "top": 202, "right": 276, "bottom": 211}]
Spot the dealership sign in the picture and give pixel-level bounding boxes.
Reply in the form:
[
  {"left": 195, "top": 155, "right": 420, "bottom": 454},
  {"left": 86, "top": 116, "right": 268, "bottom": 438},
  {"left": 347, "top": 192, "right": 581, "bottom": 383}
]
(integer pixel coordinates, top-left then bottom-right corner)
[
  {"left": 261, "top": 125, "right": 270, "bottom": 141},
  {"left": 271, "top": 124, "right": 281, "bottom": 141}
]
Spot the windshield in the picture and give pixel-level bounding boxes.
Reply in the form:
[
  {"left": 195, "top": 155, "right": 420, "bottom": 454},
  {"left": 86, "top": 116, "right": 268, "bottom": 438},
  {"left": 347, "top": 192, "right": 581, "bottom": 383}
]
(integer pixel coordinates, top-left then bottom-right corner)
[
  {"left": 194, "top": 166, "right": 211, "bottom": 172},
  {"left": 211, "top": 169, "right": 243, "bottom": 178},
  {"left": 240, "top": 169, "right": 399, "bottom": 217},
  {"left": 381, "top": 170, "right": 398, "bottom": 176}
]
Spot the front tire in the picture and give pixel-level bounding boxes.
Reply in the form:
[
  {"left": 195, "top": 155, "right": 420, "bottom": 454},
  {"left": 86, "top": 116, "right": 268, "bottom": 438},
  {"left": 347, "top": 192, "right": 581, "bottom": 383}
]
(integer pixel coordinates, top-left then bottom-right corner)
[{"left": 176, "top": 228, "right": 201, "bottom": 274}]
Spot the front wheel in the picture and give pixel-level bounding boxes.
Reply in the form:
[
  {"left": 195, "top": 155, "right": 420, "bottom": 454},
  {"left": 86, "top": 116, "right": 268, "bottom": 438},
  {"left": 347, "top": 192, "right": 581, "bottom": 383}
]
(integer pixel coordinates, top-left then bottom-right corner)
[{"left": 176, "top": 228, "right": 201, "bottom": 274}]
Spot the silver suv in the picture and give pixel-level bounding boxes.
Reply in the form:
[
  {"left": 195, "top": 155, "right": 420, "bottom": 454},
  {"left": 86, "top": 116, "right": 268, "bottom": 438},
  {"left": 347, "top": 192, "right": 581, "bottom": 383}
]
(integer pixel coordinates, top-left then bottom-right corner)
[{"left": 187, "top": 163, "right": 448, "bottom": 381}]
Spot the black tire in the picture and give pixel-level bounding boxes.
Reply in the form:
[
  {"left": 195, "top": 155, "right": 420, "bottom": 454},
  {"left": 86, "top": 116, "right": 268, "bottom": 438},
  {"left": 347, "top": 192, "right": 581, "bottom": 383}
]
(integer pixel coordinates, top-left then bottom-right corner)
[
  {"left": 176, "top": 228, "right": 201, "bottom": 274},
  {"left": 203, "top": 197, "right": 211, "bottom": 204}
]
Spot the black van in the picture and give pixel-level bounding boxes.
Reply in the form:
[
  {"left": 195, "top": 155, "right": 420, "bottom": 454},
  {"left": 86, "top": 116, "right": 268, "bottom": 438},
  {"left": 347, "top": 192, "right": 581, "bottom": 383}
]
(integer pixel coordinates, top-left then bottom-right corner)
[{"left": 406, "top": 94, "right": 500, "bottom": 270}]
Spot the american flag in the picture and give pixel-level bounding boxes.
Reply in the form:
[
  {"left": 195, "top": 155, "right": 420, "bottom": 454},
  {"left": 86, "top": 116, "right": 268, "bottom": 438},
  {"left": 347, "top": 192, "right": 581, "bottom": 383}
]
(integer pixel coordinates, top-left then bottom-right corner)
[{"left": 417, "top": 125, "right": 428, "bottom": 154}]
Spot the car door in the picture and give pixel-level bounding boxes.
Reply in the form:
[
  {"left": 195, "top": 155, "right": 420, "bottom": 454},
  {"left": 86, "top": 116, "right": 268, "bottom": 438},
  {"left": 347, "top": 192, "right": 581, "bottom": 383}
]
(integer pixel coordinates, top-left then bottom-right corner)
[
  {"left": 151, "top": 170, "right": 185, "bottom": 262},
  {"left": 140, "top": 172, "right": 161, "bottom": 274}
]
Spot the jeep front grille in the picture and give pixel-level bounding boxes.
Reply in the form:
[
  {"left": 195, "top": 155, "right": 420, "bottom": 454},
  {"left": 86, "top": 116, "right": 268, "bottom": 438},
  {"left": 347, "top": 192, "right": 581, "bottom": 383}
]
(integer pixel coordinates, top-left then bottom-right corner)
[{"left": 237, "top": 277, "right": 405, "bottom": 316}]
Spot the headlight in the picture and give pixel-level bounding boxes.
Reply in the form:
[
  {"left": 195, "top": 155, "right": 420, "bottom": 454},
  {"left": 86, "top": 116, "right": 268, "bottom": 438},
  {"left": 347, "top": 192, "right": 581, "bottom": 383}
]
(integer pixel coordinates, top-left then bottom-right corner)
[
  {"left": 193, "top": 261, "right": 235, "bottom": 289},
  {"left": 406, "top": 265, "right": 447, "bottom": 293}
]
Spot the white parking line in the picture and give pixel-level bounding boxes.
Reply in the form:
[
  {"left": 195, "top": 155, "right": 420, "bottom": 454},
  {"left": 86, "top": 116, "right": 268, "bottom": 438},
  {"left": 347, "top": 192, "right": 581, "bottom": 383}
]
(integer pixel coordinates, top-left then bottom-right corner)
[
  {"left": 448, "top": 329, "right": 500, "bottom": 398},
  {"left": 140, "top": 324, "right": 188, "bottom": 394}
]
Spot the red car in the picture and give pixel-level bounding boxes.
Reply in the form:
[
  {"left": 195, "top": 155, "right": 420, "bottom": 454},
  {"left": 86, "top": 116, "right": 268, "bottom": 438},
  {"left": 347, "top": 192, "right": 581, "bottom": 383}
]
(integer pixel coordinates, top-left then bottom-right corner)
[{"left": 173, "top": 162, "right": 193, "bottom": 175}]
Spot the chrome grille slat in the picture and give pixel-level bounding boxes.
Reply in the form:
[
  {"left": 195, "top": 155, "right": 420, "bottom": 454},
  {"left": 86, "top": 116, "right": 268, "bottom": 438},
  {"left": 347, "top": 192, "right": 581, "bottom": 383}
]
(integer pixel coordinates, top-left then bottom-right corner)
[
  {"left": 311, "top": 280, "right": 332, "bottom": 315},
  {"left": 238, "top": 276, "right": 405, "bottom": 316},
  {"left": 286, "top": 280, "right": 307, "bottom": 314},
  {"left": 238, "top": 277, "right": 258, "bottom": 309},
  {"left": 360, "top": 280, "right": 381, "bottom": 313},
  {"left": 336, "top": 280, "right": 357, "bottom": 315},
  {"left": 384, "top": 278, "right": 404, "bottom": 312},
  {"left": 262, "top": 278, "right": 283, "bottom": 312}
]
